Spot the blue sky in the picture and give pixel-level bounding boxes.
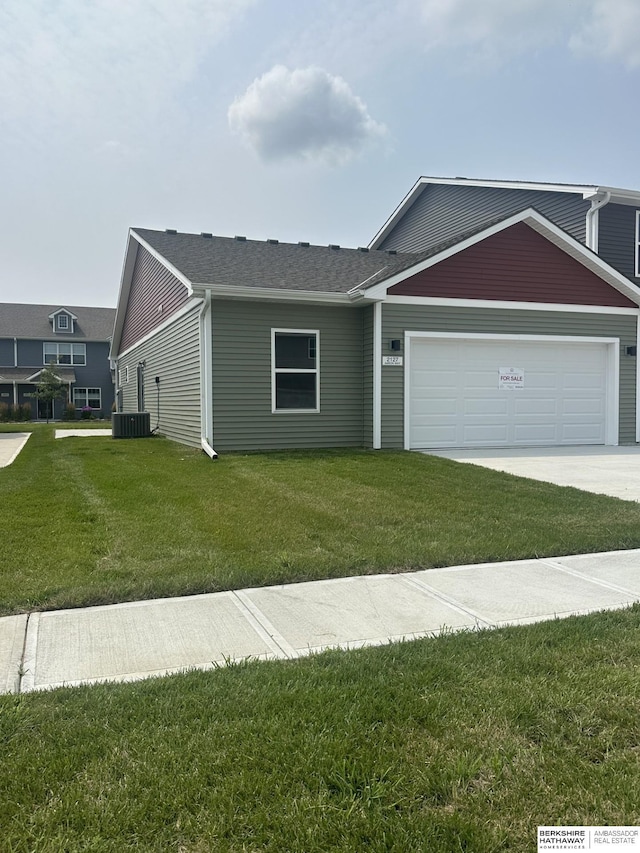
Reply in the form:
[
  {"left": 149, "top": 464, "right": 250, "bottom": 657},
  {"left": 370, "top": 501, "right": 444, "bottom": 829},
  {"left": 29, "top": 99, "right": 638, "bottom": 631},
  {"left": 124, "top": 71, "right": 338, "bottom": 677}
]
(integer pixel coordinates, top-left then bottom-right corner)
[{"left": 1, "top": 0, "right": 640, "bottom": 307}]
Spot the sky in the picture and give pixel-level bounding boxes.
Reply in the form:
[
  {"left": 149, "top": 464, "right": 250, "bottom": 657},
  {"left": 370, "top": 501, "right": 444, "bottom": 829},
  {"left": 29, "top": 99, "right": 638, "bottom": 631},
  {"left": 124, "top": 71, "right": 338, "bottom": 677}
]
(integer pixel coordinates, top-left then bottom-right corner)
[{"left": 1, "top": 0, "right": 640, "bottom": 308}]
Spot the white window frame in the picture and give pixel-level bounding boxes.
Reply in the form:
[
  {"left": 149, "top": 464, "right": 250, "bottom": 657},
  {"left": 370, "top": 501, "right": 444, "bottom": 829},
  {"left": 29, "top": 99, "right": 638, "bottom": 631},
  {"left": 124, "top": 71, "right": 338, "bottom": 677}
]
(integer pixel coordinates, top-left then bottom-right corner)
[
  {"left": 43, "top": 342, "right": 86, "bottom": 365},
  {"left": 73, "top": 387, "right": 102, "bottom": 409},
  {"left": 635, "top": 211, "right": 640, "bottom": 278},
  {"left": 57, "top": 314, "right": 69, "bottom": 331},
  {"left": 119, "top": 365, "right": 129, "bottom": 385},
  {"left": 271, "top": 328, "right": 320, "bottom": 413}
]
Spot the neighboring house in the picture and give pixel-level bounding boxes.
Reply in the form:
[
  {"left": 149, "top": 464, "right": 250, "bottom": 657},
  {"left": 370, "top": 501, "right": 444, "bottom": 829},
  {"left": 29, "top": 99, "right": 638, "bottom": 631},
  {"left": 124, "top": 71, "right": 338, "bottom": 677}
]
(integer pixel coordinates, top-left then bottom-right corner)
[
  {"left": 111, "top": 177, "right": 640, "bottom": 455},
  {"left": 0, "top": 303, "right": 116, "bottom": 420}
]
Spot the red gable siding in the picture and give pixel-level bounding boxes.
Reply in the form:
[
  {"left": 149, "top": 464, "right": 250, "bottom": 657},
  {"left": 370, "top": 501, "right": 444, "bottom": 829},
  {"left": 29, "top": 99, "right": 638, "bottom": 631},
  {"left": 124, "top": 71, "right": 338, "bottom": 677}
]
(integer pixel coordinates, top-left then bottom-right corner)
[
  {"left": 119, "top": 246, "right": 191, "bottom": 353},
  {"left": 388, "top": 222, "right": 636, "bottom": 307}
]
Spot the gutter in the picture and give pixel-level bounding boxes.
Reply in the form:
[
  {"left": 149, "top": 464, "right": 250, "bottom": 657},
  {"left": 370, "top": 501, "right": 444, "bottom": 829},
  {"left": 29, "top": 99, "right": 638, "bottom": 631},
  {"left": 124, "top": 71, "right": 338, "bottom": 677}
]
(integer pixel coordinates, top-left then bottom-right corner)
[
  {"left": 585, "top": 190, "right": 611, "bottom": 253},
  {"left": 198, "top": 290, "right": 218, "bottom": 459}
]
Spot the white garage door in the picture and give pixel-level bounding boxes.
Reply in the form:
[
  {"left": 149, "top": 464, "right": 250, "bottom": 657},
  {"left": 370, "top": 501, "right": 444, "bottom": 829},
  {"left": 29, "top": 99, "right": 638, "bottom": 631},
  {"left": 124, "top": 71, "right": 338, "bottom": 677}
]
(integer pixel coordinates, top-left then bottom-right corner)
[{"left": 409, "top": 337, "right": 612, "bottom": 449}]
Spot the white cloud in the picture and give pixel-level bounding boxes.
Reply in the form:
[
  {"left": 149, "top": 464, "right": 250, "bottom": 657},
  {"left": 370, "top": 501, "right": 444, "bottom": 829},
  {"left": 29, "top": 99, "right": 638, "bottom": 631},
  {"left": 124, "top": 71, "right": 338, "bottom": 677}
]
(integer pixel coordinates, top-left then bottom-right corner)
[
  {"left": 0, "top": 0, "right": 254, "bottom": 143},
  {"left": 228, "top": 65, "right": 387, "bottom": 165},
  {"left": 410, "top": 0, "right": 640, "bottom": 69},
  {"left": 570, "top": 0, "right": 640, "bottom": 69},
  {"left": 414, "top": 0, "right": 574, "bottom": 65}
]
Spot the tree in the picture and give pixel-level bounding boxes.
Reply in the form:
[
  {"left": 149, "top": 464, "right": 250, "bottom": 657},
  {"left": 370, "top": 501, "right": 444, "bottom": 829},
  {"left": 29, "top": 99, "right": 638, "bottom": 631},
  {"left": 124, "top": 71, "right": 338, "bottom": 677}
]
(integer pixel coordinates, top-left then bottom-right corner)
[{"left": 33, "top": 366, "right": 68, "bottom": 424}]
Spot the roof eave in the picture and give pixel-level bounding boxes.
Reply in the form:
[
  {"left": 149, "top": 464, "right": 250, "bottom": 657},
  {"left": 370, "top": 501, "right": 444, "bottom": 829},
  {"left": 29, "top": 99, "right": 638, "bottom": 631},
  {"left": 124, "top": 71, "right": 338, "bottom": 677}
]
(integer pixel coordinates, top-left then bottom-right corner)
[{"left": 191, "top": 283, "right": 354, "bottom": 304}]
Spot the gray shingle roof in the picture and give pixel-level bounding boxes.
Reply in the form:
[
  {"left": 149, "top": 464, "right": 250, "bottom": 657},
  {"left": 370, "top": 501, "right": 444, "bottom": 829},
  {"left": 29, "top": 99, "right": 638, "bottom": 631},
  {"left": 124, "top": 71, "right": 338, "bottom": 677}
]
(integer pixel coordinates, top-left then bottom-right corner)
[
  {"left": 133, "top": 228, "right": 420, "bottom": 294},
  {"left": 0, "top": 304, "right": 115, "bottom": 340},
  {"left": 0, "top": 367, "right": 77, "bottom": 383}
]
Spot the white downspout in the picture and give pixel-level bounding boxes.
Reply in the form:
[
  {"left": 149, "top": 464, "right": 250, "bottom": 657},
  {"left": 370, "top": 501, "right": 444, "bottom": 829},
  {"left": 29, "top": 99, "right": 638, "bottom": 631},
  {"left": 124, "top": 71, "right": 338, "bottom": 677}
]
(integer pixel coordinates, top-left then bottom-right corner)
[
  {"left": 199, "top": 290, "right": 217, "bottom": 459},
  {"left": 585, "top": 191, "right": 611, "bottom": 253},
  {"left": 373, "top": 301, "right": 382, "bottom": 449}
]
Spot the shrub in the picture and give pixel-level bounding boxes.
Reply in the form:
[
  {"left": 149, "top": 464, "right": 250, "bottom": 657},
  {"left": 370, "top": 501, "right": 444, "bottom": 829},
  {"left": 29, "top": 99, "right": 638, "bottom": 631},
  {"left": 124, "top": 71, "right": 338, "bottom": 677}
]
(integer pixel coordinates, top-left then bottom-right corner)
[
  {"left": 0, "top": 402, "right": 9, "bottom": 423},
  {"left": 14, "top": 403, "right": 33, "bottom": 422},
  {"left": 63, "top": 402, "right": 77, "bottom": 421},
  {"left": 81, "top": 405, "right": 93, "bottom": 420}
]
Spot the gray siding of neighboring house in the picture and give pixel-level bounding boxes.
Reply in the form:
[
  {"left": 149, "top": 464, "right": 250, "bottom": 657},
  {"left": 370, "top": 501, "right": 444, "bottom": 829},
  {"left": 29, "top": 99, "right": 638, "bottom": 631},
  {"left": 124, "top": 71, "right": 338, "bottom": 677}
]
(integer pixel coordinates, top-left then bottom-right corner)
[
  {"left": 379, "top": 184, "right": 590, "bottom": 253},
  {"left": 118, "top": 301, "right": 202, "bottom": 447},
  {"left": 0, "top": 339, "right": 13, "bottom": 364},
  {"left": 380, "top": 303, "right": 637, "bottom": 447},
  {"left": 598, "top": 203, "right": 640, "bottom": 285},
  {"left": 363, "top": 304, "right": 374, "bottom": 448},
  {"left": 4, "top": 339, "right": 113, "bottom": 417},
  {"left": 211, "top": 299, "right": 364, "bottom": 451}
]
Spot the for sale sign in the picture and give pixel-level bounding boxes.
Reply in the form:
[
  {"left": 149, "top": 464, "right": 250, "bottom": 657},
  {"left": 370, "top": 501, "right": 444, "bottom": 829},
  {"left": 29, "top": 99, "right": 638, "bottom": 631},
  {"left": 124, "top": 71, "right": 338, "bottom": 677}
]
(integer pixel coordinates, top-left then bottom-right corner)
[{"left": 499, "top": 366, "right": 524, "bottom": 390}]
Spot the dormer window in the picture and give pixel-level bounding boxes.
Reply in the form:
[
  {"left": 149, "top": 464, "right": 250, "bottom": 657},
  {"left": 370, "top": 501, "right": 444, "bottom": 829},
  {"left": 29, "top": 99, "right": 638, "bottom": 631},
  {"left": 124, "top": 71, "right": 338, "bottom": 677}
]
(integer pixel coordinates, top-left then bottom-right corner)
[{"left": 49, "top": 308, "right": 77, "bottom": 334}]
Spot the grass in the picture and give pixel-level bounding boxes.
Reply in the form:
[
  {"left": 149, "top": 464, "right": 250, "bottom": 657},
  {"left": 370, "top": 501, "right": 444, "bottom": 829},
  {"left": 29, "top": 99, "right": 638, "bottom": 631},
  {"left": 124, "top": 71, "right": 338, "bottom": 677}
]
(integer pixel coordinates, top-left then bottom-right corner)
[
  {"left": 1, "top": 606, "right": 640, "bottom": 851},
  {"left": 2, "top": 423, "right": 640, "bottom": 615}
]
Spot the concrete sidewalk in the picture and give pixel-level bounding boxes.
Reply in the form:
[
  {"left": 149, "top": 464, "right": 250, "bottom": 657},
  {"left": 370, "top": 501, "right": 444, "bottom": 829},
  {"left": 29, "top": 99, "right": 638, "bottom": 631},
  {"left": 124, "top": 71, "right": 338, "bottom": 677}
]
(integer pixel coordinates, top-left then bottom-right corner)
[
  {"left": 0, "top": 432, "right": 31, "bottom": 468},
  {"left": 2, "top": 549, "right": 639, "bottom": 694}
]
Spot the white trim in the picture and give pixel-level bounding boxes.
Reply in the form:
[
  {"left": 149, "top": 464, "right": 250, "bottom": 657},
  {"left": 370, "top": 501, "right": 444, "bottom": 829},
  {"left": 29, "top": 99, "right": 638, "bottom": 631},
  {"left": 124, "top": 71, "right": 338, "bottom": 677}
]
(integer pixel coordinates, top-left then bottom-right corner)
[
  {"left": 635, "top": 211, "right": 640, "bottom": 279},
  {"left": 362, "top": 208, "right": 640, "bottom": 306},
  {"left": 271, "top": 328, "right": 320, "bottom": 414},
  {"left": 403, "top": 331, "right": 620, "bottom": 449},
  {"left": 385, "top": 295, "right": 640, "bottom": 315},
  {"left": 116, "top": 298, "right": 202, "bottom": 360},
  {"left": 193, "top": 283, "right": 354, "bottom": 305},
  {"left": 131, "top": 232, "right": 194, "bottom": 294},
  {"left": 372, "top": 301, "right": 382, "bottom": 448}
]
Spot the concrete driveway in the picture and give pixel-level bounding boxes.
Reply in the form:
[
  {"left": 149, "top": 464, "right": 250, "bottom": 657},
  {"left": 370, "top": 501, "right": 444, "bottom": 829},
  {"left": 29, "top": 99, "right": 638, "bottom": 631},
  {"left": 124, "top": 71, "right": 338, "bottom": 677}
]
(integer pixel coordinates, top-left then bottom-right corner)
[{"left": 426, "top": 446, "right": 640, "bottom": 502}]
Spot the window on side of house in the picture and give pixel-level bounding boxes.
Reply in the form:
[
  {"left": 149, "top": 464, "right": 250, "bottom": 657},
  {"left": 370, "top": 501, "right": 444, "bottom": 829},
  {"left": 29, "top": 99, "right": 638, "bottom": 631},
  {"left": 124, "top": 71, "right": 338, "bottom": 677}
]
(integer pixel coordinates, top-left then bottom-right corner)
[
  {"left": 73, "top": 388, "right": 101, "bottom": 409},
  {"left": 636, "top": 211, "right": 640, "bottom": 278},
  {"left": 43, "top": 342, "right": 86, "bottom": 365},
  {"left": 56, "top": 314, "right": 69, "bottom": 331},
  {"left": 272, "top": 330, "right": 319, "bottom": 412}
]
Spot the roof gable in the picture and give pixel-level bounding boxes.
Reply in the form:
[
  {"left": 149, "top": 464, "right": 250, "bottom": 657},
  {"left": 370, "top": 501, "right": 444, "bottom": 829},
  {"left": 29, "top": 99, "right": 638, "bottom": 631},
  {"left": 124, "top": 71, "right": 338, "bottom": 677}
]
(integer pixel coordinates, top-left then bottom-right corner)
[
  {"left": 387, "top": 221, "right": 636, "bottom": 308},
  {"left": 362, "top": 209, "right": 640, "bottom": 308}
]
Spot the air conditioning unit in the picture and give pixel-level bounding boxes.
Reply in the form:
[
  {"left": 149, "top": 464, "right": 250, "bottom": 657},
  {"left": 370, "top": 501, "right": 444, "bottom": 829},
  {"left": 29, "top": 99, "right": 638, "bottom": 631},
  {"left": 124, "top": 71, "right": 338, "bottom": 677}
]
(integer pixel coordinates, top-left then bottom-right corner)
[{"left": 112, "top": 411, "right": 152, "bottom": 438}]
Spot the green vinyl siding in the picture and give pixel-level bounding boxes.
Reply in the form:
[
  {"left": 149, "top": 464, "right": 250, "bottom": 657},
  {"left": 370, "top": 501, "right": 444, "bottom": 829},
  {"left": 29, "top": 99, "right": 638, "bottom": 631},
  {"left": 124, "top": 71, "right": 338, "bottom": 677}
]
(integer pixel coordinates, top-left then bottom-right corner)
[
  {"left": 212, "top": 300, "right": 364, "bottom": 451},
  {"left": 117, "top": 301, "right": 202, "bottom": 447},
  {"left": 381, "top": 303, "right": 638, "bottom": 448}
]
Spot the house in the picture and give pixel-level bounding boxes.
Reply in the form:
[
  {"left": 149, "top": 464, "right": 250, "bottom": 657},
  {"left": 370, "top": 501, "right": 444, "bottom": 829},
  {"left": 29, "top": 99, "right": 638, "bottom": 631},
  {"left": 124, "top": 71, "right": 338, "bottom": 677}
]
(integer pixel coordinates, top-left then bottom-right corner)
[
  {"left": 110, "top": 177, "right": 640, "bottom": 455},
  {"left": 0, "top": 303, "right": 116, "bottom": 420}
]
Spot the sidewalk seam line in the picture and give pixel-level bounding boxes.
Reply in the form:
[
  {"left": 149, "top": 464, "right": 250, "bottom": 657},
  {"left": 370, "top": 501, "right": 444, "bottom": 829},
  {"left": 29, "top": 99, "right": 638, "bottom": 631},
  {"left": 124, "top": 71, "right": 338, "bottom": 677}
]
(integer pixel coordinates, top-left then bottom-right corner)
[
  {"left": 540, "top": 559, "right": 640, "bottom": 598},
  {"left": 231, "top": 591, "right": 298, "bottom": 659},
  {"left": 19, "top": 612, "right": 40, "bottom": 693},
  {"left": 399, "top": 574, "right": 495, "bottom": 628}
]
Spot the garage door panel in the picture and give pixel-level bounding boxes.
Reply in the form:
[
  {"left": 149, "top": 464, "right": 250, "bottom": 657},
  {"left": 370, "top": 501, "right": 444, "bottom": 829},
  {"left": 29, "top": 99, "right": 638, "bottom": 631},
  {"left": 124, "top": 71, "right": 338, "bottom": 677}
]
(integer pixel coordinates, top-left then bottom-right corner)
[
  {"left": 464, "top": 398, "right": 509, "bottom": 415},
  {"left": 409, "top": 338, "right": 611, "bottom": 449}
]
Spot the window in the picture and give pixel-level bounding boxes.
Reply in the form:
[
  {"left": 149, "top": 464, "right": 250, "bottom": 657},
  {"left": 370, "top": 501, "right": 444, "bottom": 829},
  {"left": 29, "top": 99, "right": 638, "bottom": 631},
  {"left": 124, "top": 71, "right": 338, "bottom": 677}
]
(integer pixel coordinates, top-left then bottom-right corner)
[
  {"left": 57, "top": 314, "right": 69, "bottom": 331},
  {"left": 119, "top": 366, "right": 129, "bottom": 385},
  {"left": 272, "top": 330, "right": 319, "bottom": 412},
  {"left": 73, "top": 388, "right": 101, "bottom": 409},
  {"left": 43, "top": 342, "right": 86, "bottom": 365},
  {"left": 636, "top": 211, "right": 640, "bottom": 278}
]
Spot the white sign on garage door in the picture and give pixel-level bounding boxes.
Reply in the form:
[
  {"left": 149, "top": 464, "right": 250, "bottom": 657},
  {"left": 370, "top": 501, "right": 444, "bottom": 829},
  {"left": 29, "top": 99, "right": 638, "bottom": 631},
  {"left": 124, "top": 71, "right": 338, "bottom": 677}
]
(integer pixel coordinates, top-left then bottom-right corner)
[{"left": 407, "top": 335, "right": 618, "bottom": 449}]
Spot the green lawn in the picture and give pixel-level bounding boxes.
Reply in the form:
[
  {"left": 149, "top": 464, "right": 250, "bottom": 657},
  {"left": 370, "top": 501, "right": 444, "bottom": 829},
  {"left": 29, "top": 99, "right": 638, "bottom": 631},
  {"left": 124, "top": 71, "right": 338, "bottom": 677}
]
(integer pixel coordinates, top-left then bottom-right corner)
[
  {"left": 2, "top": 424, "right": 640, "bottom": 615},
  {"left": 1, "top": 606, "right": 639, "bottom": 851}
]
